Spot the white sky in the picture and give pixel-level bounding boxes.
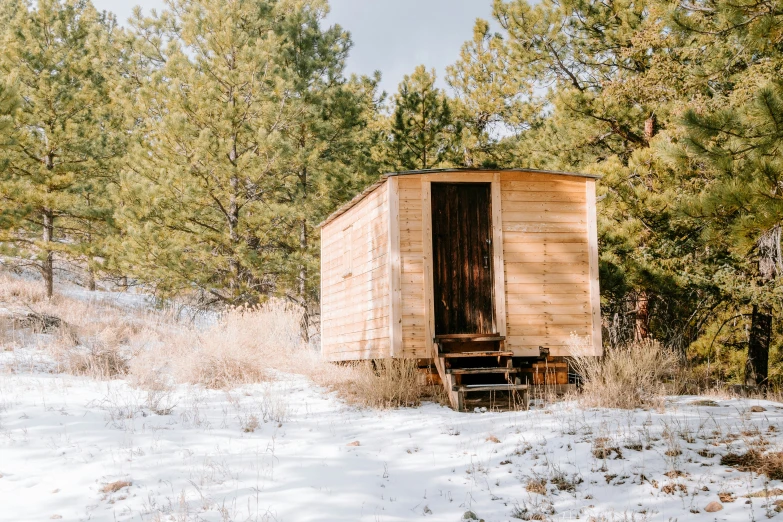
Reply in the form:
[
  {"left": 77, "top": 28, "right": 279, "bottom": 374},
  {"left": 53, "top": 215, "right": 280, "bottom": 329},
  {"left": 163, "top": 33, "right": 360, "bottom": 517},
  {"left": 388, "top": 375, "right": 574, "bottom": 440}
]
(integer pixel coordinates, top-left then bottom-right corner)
[{"left": 92, "top": 0, "right": 493, "bottom": 96}]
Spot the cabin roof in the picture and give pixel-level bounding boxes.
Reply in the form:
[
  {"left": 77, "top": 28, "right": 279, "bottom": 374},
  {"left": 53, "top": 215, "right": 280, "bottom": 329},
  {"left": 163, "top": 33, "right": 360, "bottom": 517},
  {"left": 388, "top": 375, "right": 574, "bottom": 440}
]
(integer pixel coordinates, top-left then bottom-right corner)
[{"left": 318, "top": 168, "right": 599, "bottom": 228}]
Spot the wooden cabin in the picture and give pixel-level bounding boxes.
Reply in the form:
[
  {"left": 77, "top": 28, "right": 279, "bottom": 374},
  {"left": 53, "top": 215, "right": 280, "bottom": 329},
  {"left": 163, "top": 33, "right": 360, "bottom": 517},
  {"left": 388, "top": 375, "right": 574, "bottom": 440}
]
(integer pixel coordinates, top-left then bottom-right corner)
[{"left": 319, "top": 168, "right": 602, "bottom": 410}]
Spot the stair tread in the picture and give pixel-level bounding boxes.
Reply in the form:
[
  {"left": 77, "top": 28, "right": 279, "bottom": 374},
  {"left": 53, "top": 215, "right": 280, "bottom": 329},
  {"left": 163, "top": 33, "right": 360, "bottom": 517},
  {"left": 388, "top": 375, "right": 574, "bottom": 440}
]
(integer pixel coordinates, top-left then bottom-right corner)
[
  {"left": 441, "top": 351, "right": 513, "bottom": 358},
  {"left": 453, "top": 383, "right": 529, "bottom": 392},
  {"left": 436, "top": 336, "right": 505, "bottom": 343},
  {"left": 446, "top": 367, "right": 521, "bottom": 374}
]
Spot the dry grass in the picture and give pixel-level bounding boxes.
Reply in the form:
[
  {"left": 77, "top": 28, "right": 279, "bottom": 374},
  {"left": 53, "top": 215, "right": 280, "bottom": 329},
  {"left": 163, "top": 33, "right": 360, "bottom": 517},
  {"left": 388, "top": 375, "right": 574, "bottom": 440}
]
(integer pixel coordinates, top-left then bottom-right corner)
[
  {"left": 721, "top": 449, "right": 783, "bottom": 480},
  {"left": 332, "top": 359, "right": 425, "bottom": 409},
  {"left": 569, "top": 335, "right": 677, "bottom": 409},
  {"left": 101, "top": 480, "right": 132, "bottom": 493},
  {"left": 0, "top": 272, "right": 430, "bottom": 409}
]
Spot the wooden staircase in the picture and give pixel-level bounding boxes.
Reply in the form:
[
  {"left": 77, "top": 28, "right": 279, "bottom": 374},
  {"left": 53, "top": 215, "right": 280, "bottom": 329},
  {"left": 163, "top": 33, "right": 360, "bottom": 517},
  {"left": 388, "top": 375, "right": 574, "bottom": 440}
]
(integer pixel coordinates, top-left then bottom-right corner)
[{"left": 432, "top": 334, "right": 529, "bottom": 411}]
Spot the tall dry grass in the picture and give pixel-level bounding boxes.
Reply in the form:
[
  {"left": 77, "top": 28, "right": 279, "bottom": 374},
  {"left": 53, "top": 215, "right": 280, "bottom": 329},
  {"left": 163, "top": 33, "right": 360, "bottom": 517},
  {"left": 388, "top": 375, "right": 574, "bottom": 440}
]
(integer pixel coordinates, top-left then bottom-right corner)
[
  {"left": 569, "top": 335, "right": 678, "bottom": 409},
  {"left": 0, "top": 273, "right": 428, "bottom": 409}
]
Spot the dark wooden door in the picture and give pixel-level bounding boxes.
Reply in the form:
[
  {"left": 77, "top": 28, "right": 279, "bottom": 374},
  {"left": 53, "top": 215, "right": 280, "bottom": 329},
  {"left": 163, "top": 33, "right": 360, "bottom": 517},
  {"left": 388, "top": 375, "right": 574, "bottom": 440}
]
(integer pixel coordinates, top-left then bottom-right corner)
[{"left": 431, "top": 183, "right": 494, "bottom": 335}]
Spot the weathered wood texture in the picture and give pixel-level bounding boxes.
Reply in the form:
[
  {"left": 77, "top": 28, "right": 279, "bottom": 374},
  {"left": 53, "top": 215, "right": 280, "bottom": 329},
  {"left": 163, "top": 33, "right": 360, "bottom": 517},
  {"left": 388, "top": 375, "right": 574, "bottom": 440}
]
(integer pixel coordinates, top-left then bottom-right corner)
[
  {"left": 431, "top": 183, "right": 494, "bottom": 335},
  {"left": 499, "top": 171, "right": 598, "bottom": 356},
  {"left": 321, "top": 181, "right": 391, "bottom": 360}
]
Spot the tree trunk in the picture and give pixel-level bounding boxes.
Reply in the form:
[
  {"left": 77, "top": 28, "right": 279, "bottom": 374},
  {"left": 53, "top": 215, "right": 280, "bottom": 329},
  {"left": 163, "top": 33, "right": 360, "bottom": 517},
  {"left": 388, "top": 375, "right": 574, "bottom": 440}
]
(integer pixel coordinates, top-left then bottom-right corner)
[
  {"left": 644, "top": 113, "right": 657, "bottom": 142},
  {"left": 746, "top": 225, "right": 781, "bottom": 386},
  {"left": 228, "top": 174, "right": 240, "bottom": 300},
  {"left": 87, "top": 266, "right": 96, "bottom": 291},
  {"left": 42, "top": 208, "right": 54, "bottom": 298},
  {"left": 634, "top": 290, "right": 650, "bottom": 341},
  {"left": 747, "top": 304, "right": 771, "bottom": 386}
]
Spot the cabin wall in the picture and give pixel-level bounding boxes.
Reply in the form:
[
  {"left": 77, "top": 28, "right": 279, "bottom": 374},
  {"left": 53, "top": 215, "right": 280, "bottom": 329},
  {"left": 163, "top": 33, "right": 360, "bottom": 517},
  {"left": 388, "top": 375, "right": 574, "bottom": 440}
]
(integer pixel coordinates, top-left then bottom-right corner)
[
  {"left": 320, "top": 181, "right": 391, "bottom": 360},
  {"left": 398, "top": 176, "right": 428, "bottom": 358},
  {"left": 499, "top": 171, "right": 598, "bottom": 356}
]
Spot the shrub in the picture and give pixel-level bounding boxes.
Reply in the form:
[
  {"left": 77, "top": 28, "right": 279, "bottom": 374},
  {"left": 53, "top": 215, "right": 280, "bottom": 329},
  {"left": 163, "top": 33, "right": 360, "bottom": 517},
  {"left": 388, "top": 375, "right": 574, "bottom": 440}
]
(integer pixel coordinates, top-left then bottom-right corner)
[
  {"left": 338, "top": 359, "right": 424, "bottom": 409},
  {"left": 569, "top": 336, "right": 677, "bottom": 409}
]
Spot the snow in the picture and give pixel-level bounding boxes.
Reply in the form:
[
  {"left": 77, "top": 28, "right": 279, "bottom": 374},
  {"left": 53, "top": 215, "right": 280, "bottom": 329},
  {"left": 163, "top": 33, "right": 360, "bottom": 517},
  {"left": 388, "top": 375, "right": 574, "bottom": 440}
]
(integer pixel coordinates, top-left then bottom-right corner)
[{"left": 1, "top": 369, "right": 782, "bottom": 521}]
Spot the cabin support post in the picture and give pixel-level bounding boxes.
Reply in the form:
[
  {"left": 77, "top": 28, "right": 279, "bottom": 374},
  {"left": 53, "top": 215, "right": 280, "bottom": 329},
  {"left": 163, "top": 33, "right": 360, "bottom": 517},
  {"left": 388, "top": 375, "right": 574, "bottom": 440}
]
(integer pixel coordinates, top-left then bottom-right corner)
[
  {"left": 387, "top": 177, "right": 402, "bottom": 357},
  {"left": 586, "top": 179, "right": 603, "bottom": 354},
  {"left": 490, "top": 173, "right": 507, "bottom": 338}
]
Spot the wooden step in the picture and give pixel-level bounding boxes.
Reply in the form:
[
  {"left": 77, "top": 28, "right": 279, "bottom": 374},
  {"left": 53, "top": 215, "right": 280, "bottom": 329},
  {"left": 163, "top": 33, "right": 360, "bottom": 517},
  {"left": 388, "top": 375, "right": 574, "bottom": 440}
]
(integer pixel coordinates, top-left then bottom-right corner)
[
  {"left": 453, "top": 383, "right": 529, "bottom": 392},
  {"left": 436, "top": 336, "right": 505, "bottom": 343},
  {"left": 446, "top": 367, "right": 522, "bottom": 375},
  {"left": 440, "top": 351, "right": 513, "bottom": 358}
]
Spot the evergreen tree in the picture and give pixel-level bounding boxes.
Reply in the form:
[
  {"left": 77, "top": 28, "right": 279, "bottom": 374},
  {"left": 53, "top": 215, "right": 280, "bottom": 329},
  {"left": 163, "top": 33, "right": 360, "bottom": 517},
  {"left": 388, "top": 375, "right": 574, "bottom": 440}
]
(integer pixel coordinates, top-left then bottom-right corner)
[
  {"left": 117, "top": 0, "right": 378, "bottom": 317},
  {"left": 0, "top": 0, "right": 125, "bottom": 297},
  {"left": 445, "top": 19, "right": 536, "bottom": 168},
  {"left": 0, "top": 80, "right": 19, "bottom": 169},
  {"left": 383, "top": 65, "right": 459, "bottom": 170}
]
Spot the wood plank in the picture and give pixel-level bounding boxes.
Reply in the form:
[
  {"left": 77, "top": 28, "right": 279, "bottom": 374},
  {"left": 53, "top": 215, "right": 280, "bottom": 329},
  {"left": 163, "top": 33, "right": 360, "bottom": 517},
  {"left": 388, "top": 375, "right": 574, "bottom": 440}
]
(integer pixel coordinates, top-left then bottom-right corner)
[
  {"left": 421, "top": 181, "right": 435, "bottom": 359},
  {"left": 441, "top": 351, "right": 513, "bottom": 358},
  {"left": 401, "top": 258, "right": 424, "bottom": 273},
  {"left": 491, "top": 174, "right": 507, "bottom": 339},
  {"left": 503, "top": 222, "right": 586, "bottom": 234},
  {"left": 398, "top": 177, "right": 422, "bottom": 189},
  {"left": 502, "top": 191, "right": 586, "bottom": 203},
  {"left": 323, "top": 317, "right": 391, "bottom": 336},
  {"left": 387, "top": 176, "right": 402, "bottom": 358},
  {"left": 586, "top": 178, "right": 603, "bottom": 356},
  {"left": 505, "top": 335, "right": 576, "bottom": 347},
  {"left": 500, "top": 180, "right": 585, "bottom": 192},
  {"left": 503, "top": 251, "right": 589, "bottom": 264},
  {"left": 505, "top": 273, "right": 589, "bottom": 284},
  {"left": 420, "top": 172, "right": 496, "bottom": 182},
  {"left": 506, "top": 313, "right": 592, "bottom": 325},
  {"left": 507, "top": 324, "right": 592, "bottom": 336},
  {"left": 503, "top": 232, "right": 588, "bottom": 244},
  {"left": 499, "top": 171, "right": 590, "bottom": 183},
  {"left": 453, "top": 383, "right": 528, "bottom": 392},
  {"left": 447, "top": 367, "right": 522, "bottom": 375},
  {"left": 502, "top": 242, "right": 588, "bottom": 254},
  {"left": 399, "top": 188, "right": 423, "bottom": 201},
  {"left": 504, "top": 262, "right": 589, "bottom": 275},
  {"left": 507, "top": 303, "right": 591, "bottom": 314},
  {"left": 501, "top": 211, "right": 586, "bottom": 223},
  {"left": 500, "top": 201, "right": 586, "bottom": 213},
  {"left": 330, "top": 326, "right": 391, "bottom": 344},
  {"left": 506, "top": 296, "right": 590, "bottom": 308},
  {"left": 505, "top": 283, "right": 590, "bottom": 295}
]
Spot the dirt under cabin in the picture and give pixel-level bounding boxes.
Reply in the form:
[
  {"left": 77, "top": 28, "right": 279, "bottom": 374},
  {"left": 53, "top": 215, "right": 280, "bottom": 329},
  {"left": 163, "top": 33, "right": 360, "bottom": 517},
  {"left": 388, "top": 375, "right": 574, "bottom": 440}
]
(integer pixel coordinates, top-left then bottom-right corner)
[{"left": 319, "top": 168, "right": 602, "bottom": 411}]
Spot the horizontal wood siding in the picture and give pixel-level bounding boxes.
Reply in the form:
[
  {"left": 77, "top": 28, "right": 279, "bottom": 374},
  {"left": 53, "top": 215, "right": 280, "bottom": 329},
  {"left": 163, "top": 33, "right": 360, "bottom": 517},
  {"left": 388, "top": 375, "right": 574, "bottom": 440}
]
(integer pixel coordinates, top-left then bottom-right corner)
[
  {"left": 321, "top": 181, "right": 391, "bottom": 361},
  {"left": 499, "top": 171, "right": 596, "bottom": 356},
  {"left": 398, "top": 176, "right": 428, "bottom": 358}
]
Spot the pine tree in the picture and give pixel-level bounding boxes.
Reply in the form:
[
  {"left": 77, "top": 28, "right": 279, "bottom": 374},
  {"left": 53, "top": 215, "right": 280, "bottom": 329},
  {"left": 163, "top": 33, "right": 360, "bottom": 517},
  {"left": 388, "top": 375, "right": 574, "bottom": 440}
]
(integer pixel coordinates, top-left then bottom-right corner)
[
  {"left": 683, "top": 81, "right": 783, "bottom": 385},
  {"left": 383, "top": 65, "right": 460, "bottom": 170},
  {"left": 0, "top": 0, "right": 125, "bottom": 297},
  {"left": 117, "top": 0, "right": 378, "bottom": 316},
  {"left": 0, "top": 80, "right": 19, "bottom": 168},
  {"left": 445, "top": 19, "right": 536, "bottom": 168}
]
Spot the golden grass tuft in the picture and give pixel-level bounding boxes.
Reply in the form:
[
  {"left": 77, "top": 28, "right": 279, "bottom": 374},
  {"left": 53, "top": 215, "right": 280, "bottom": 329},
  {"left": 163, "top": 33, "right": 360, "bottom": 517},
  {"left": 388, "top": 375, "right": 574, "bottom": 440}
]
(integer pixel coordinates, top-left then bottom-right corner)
[
  {"left": 101, "top": 480, "right": 132, "bottom": 494},
  {"left": 569, "top": 335, "right": 677, "bottom": 409}
]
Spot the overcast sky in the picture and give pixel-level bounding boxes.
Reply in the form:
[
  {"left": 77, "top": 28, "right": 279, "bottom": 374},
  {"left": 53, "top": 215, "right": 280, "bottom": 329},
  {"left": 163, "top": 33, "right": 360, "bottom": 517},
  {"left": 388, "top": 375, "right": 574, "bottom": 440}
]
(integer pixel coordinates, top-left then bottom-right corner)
[{"left": 92, "top": 0, "right": 493, "bottom": 96}]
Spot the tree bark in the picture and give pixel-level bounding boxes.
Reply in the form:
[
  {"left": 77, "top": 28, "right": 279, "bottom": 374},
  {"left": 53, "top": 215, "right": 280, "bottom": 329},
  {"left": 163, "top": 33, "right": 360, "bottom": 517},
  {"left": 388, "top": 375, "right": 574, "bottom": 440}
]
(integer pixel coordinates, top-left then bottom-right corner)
[
  {"left": 87, "top": 266, "right": 96, "bottom": 291},
  {"left": 634, "top": 290, "right": 650, "bottom": 341},
  {"left": 42, "top": 208, "right": 54, "bottom": 299},
  {"left": 747, "top": 304, "right": 771, "bottom": 386},
  {"left": 746, "top": 225, "right": 780, "bottom": 386}
]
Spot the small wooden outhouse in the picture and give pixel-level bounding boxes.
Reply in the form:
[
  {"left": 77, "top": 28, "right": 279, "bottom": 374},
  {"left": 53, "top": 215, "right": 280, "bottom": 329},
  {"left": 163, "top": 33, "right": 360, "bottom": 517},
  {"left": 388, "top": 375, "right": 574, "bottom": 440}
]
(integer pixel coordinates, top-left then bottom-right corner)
[{"left": 319, "top": 169, "right": 602, "bottom": 410}]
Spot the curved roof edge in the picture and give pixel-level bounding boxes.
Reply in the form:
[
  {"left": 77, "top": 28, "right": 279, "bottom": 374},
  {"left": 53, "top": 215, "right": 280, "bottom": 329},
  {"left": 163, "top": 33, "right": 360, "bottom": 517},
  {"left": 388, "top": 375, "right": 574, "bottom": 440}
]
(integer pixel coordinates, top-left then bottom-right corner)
[{"left": 319, "top": 168, "right": 599, "bottom": 229}]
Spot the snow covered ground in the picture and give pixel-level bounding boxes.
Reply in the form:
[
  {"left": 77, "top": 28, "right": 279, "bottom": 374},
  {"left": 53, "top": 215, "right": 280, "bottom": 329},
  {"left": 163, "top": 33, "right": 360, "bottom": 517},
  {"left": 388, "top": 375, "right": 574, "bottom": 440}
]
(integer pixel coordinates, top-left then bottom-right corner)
[{"left": 1, "top": 367, "right": 782, "bottom": 521}]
